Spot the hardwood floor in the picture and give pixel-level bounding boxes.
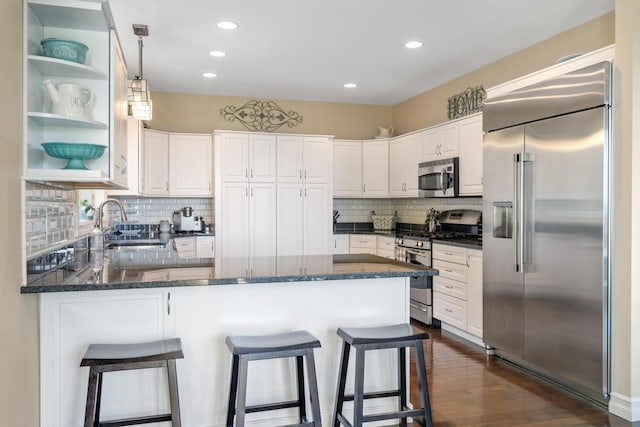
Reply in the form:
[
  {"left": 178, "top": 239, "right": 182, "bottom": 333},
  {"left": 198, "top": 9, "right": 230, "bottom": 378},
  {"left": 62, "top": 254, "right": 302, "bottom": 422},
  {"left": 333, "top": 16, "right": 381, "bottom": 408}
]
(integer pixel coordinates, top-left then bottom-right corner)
[{"left": 409, "top": 322, "right": 633, "bottom": 427}]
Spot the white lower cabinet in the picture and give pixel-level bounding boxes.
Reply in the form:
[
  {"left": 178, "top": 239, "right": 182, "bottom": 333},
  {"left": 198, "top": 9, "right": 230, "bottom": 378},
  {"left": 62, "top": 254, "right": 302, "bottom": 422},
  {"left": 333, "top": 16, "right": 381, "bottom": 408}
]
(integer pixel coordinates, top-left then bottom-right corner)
[
  {"left": 377, "top": 235, "right": 396, "bottom": 259},
  {"left": 349, "top": 234, "right": 377, "bottom": 255},
  {"left": 195, "top": 235, "right": 215, "bottom": 258},
  {"left": 39, "top": 290, "right": 174, "bottom": 427},
  {"left": 333, "top": 234, "right": 350, "bottom": 254},
  {"left": 432, "top": 243, "right": 483, "bottom": 343}
]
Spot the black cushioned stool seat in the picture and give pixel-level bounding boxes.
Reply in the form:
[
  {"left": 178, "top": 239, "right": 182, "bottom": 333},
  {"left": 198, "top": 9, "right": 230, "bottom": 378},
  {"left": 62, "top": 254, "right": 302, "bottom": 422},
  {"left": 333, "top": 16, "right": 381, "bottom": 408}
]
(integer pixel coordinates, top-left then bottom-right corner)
[
  {"left": 225, "top": 330, "right": 322, "bottom": 427},
  {"left": 81, "top": 338, "right": 184, "bottom": 427},
  {"left": 332, "top": 324, "right": 432, "bottom": 427}
]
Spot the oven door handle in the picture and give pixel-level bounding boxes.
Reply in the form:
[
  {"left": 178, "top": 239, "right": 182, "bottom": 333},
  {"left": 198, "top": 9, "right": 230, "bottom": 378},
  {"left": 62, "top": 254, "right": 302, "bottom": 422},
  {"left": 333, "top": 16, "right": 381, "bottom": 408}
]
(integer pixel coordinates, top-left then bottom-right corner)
[
  {"left": 404, "top": 248, "right": 429, "bottom": 257},
  {"left": 410, "top": 301, "right": 429, "bottom": 312}
]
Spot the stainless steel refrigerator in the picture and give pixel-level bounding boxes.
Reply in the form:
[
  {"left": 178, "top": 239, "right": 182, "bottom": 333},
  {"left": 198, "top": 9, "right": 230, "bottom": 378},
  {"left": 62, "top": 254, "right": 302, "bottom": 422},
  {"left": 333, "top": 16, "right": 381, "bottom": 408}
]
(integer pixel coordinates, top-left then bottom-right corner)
[{"left": 482, "top": 61, "right": 611, "bottom": 403}]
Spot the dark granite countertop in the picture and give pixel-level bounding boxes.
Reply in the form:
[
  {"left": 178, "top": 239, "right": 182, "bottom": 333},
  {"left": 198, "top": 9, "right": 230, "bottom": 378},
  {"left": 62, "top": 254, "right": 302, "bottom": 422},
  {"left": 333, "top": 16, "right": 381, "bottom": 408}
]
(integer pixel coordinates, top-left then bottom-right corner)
[{"left": 21, "top": 250, "right": 437, "bottom": 294}]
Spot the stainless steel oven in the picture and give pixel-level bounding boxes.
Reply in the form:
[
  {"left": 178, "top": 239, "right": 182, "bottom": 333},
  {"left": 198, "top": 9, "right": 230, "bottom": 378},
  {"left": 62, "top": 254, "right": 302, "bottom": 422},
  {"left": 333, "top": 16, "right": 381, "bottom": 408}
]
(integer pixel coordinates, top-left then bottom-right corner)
[
  {"left": 396, "top": 236, "right": 433, "bottom": 326},
  {"left": 418, "top": 157, "right": 459, "bottom": 197}
]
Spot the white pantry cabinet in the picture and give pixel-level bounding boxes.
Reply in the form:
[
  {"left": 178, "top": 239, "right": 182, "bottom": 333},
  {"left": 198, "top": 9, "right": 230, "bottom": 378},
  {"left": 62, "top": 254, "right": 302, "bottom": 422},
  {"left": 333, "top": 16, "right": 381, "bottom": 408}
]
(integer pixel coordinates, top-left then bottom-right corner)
[
  {"left": 24, "top": 0, "right": 128, "bottom": 189},
  {"left": 333, "top": 139, "right": 388, "bottom": 198},
  {"left": 458, "top": 113, "right": 483, "bottom": 196},
  {"left": 389, "top": 133, "right": 421, "bottom": 197},
  {"left": 142, "top": 130, "right": 213, "bottom": 196}
]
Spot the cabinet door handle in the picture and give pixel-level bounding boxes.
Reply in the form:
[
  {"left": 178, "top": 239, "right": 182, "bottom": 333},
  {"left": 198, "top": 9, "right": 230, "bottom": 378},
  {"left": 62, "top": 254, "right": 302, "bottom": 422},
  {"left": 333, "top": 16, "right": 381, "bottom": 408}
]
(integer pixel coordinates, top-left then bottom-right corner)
[
  {"left": 251, "top": 168, "right": 254, "bottom": 178},
  {"left": 305, "top": 188, "right": 307, "bottom": 197},
  {"left": 299, "top": 188, "right": 302, "bottom": 197},
  {"left": 363, "top": 183, "right": 366, "bottom": 193},
  {"left": 251, "top": 187, "right": 254, "bottom": 197},
  {"left": 166, "top": 182, "right": 169, "bottom": 191},
  {"left": 245, "top": 188, "right": 248, "bottom": 197},
  {"left": 208, "top": 182, "right": 211, "bottom": 192},
  {"left": 167, "top": 292, "right": 171, "bottom": 315},
  {"left": 304, "top": 170, "right": 307, "bottom": 179},
  {"left": 299, "top": 170, "right": 302, "bottom": 179},
  {"left": 245, "top": 168, "right": 248, "bottom": 178}
]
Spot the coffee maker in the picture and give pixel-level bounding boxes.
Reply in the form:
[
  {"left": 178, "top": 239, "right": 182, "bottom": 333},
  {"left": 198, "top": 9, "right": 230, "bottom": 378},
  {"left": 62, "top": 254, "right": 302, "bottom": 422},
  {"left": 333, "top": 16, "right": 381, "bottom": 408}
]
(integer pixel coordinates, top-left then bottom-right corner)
[{"left": 172, "top": 207, "right": 201, "bottom": 232}]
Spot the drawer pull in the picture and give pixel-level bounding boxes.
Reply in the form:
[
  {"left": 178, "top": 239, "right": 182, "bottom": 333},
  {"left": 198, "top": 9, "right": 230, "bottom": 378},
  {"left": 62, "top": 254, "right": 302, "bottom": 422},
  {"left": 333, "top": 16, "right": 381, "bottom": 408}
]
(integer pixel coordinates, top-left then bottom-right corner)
[
  {"left": 445, "top": 269, "right": 454, "bottom": 273},
  {"left": 445, "top": 308, "right": 453, "bottom": 313},
  {"left": 445, "top": 285, "right": 453, "bottom": 289}
]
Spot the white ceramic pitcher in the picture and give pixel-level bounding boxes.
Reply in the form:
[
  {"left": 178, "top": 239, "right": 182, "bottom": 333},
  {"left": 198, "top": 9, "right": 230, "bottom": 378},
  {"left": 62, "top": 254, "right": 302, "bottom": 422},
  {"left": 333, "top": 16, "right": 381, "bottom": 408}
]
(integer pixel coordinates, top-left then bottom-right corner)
[
  {"left": 43, "top": 79, "right": 94, "bottom": 120},
  {"left": 375, "top": 126, "right": 394, "bottom": 138}
]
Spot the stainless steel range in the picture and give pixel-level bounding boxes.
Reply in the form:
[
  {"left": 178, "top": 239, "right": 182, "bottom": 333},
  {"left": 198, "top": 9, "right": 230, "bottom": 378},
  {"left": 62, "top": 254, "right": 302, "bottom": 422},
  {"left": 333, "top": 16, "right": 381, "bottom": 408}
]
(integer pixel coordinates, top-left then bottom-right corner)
[{"left": 395, "top": 209, "right": 482, "bottom": 326}]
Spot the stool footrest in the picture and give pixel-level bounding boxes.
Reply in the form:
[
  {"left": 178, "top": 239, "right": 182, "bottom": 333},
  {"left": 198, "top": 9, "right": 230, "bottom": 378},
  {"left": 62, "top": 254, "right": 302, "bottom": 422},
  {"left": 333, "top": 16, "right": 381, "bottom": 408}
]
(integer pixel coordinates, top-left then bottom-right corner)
[
  {"left": 362, "top": 408, "right": 424, "bottom": 423},
  {"left": 341, "top": 389, "right": 400, "bottom": 402},
  {"left": 99, "top": 413, "right": 172, "bottom": 426},
  {"left": 245, "top": 399, "right": 301, "bottom": 413}
]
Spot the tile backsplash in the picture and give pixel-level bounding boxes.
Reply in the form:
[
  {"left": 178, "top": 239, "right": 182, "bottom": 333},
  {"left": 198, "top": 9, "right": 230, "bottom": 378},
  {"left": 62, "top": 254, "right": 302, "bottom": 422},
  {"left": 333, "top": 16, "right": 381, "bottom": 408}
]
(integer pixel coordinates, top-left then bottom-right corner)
[
  {"left": 333, "top": 197, "right": 482, "bottom": 225},
  {"left": 112, "top": 197, "right": 214, "bottom": 227},
  {"left": 25, "top": 181, "right": 76, "bottom": 257}
]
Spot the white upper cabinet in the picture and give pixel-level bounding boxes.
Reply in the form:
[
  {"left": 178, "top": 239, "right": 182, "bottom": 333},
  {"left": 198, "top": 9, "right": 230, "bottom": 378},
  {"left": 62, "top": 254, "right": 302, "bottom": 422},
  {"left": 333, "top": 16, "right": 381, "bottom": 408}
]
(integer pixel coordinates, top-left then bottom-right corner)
[
  {"left": 24, "top": 0, "right": 128, "bottom": 188},
  {"left": 458, "top": 113, "right": 483, "bottom": 196},
  {"left": 333, "top": 139, "right": 388, "bottom": 198},
  {"left": 276, "top": 135, "right": 303, "bottom": 182},
  {"left": 362, "top": 139, "right": 389, "bottom": 197},
  {"left": 142, "top": 130, "right": 212, "bottom": 196},
  {"left": 169, "top": 133, "right": 213, "bottom": 196},
  {"left": 249, "top": 134, "right": 277, "bottom": 182},
  {"left": 333, "top": 140, "right": 363, "bottom": 197},
  {"left": 389, "top": 133, "right": 421, "bottom": 197},
  {"left": 218, "top": 132, "right": 276, "bottom": 183},
  {"left": 422, "top": 121, "right": 459, "bottom": 162},
  {"left": 302, "top": 136, "right": 332, "bottom": 183},
  {"left": 142, "top": 130, "right": 169, "bottom": 195}
]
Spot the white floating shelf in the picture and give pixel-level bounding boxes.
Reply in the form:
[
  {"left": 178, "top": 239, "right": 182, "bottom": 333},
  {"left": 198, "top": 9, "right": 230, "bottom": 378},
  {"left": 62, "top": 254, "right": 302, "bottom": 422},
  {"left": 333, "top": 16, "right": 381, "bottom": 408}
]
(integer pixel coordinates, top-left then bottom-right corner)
[
  {"left": 25, "top": 169, "right": 126, "bottom": 190},
  {"left": 27, "top": 112, "right": 107, "bottom": 129},
  {"left": 28, "top": 0, "right": 113, "bottom": 31},
  {"left": 28, "top": 56, "right": 107, "bottom": 80}
]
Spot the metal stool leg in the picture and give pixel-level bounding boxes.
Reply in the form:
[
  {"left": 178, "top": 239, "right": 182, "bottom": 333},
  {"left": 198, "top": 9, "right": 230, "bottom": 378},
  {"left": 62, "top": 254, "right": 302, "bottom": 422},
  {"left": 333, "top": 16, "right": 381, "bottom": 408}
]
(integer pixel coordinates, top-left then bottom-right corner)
[
  {"left": 84, "top": 367, "right": 99, "bottom": 427},
  {"left": 235, "top": 355, "right": 250, "bottom": 427},
  {"left": 332, "top": 341, "right": 351, "bottom": 427},
  {"left": 414, "top": 341, "right": 433, "bottom": 427},
  {"left": 296, "top": 355, "right": 307, "bottom": 423},
  {"left": 398, "top": 347, "right": 408, "bottom": 427},
  {"left": 353, "top": 346, "right": 366, "bottom": 427},
  {"left": 226, "top": 355, "right": 240, "bottom": 427},
  {"left": 304, "top": 348, "right": 322, "bottom": 426},
  {"left": 167, "top": 359, "right": 182, "bottom": 427}
]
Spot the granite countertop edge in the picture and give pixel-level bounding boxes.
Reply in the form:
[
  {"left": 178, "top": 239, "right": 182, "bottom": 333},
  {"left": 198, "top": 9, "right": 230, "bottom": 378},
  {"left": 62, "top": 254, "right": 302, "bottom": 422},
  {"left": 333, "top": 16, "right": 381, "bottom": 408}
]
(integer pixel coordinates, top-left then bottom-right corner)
[{"left": 21, "top": 268, "right": 438, "bottom": 294}]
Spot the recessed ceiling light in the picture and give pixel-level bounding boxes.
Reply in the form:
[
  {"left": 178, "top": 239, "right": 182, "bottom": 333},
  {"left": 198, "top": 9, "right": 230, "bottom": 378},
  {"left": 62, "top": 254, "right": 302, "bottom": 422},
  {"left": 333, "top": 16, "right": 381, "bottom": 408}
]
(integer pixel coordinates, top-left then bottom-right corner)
[
  {"left": 217, "top": 21, "right": 238, "bottom": 30},
  {"left": 404, "top": 41, "right": 423, "bottom": 49},
  {"left": 344, "top": 83, "right": 358, "bottom": 89},
  {"left": 202, "top": 72, "right": 217, "bottom": 78},
  {"left": 209, "top": 50, "right": 227, "bottom": 58}
]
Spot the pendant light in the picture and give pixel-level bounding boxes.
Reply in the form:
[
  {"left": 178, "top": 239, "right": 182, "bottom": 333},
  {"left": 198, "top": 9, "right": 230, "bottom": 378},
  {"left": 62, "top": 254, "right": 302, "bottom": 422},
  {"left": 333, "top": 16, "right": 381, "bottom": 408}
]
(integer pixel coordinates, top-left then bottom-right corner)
[{"left": 127, "top": 24, "right": 152, "bottom": 120}]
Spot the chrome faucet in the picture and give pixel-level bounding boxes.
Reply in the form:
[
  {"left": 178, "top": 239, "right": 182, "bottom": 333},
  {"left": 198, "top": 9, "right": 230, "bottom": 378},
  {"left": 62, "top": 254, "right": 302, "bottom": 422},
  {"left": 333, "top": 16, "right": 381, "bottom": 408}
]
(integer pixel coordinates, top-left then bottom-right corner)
[{"left": 96, "top": 199, "right": 128, "bottom": 230}]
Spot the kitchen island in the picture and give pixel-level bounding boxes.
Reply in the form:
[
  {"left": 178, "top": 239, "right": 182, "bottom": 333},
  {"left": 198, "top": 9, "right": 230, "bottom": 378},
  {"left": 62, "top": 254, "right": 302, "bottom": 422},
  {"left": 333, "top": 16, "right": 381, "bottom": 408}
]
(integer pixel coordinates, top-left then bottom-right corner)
[{"left": 23, "top": 247, "right": 436, "bottom": 427}]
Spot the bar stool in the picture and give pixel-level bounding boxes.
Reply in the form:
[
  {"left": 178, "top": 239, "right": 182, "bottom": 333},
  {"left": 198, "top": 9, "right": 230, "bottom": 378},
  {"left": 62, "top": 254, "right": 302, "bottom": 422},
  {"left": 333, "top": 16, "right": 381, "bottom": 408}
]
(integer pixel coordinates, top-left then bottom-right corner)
[
  {"left": 225, "top": 330, "right": 322, "bottom": 427},
  {"left": 80, "top": 337, "right": 184, "bottom": 427},
  {"left": 332, "top": 324, "right": 432, "bottom": 427}
]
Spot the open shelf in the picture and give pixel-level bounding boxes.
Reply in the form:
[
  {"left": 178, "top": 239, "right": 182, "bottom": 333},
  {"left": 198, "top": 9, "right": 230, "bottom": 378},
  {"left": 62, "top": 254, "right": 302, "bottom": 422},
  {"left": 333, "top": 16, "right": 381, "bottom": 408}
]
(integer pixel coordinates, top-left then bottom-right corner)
[
  {"left": 28, "top": 55, "right": 108, "bottom": 80},
  {"left": 25, "top": 169, "right": 127, "bottom": 190},
  {"left": 28, "top": 0, "right": 112, "bottom": 31},
  {"left": 27, "top": 112, "right": 107, "bottom": 129}
]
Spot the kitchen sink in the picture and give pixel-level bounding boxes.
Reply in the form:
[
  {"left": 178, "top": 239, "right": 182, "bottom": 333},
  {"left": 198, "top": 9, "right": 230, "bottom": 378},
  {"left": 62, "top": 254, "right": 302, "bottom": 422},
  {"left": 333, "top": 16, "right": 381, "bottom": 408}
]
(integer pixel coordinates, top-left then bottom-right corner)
[{"left": 105, "top": 241, "right": 167, "bottom": 250}]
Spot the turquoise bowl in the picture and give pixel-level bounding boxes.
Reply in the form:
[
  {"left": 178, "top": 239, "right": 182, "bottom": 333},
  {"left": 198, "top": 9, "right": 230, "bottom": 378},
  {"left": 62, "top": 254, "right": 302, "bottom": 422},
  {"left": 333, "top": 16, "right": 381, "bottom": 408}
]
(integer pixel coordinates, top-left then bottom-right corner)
[
  {"left": 40, "top": 38, "right": 89, "bottom": 64},
  {"left": 42, "top": 143, "right": 106, "bottom": 170}
]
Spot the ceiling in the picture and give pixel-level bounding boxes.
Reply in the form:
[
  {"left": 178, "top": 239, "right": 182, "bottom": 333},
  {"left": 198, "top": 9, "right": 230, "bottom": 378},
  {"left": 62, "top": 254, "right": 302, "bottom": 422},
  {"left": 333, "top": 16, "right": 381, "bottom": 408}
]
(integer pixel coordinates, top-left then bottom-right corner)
[{"left": 108, "top": 0, "right": 613, "bottom": 106}]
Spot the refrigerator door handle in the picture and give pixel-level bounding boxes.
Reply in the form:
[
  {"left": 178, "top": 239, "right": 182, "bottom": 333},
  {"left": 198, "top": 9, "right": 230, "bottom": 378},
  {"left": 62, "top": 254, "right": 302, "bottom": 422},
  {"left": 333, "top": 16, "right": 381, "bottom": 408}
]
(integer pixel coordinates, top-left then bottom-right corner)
[
  {"left": 514, "top": 153, "right": 522, "bottom": 272},
  {"left": 522, "top": 152, "right": 535, "bottom": 272}
]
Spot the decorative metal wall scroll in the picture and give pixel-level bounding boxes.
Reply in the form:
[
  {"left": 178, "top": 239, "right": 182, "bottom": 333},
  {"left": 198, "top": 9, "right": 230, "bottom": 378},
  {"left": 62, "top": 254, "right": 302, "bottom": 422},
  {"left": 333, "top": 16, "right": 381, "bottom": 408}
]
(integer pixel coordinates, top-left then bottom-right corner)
[
  {"left": 219, "top": 100, "right": 303, "bottom": 132},
  {"left": 447, "top": 86, "right": 486, "bottom": 120}
]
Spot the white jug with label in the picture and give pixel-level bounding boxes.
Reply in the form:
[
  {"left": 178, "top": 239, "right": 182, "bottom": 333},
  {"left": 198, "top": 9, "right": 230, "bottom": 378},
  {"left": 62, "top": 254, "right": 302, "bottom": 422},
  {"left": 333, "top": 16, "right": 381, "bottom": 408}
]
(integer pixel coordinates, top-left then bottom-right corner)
[{"left": 43, "top": 79, "right": 94, "bottom": 120}]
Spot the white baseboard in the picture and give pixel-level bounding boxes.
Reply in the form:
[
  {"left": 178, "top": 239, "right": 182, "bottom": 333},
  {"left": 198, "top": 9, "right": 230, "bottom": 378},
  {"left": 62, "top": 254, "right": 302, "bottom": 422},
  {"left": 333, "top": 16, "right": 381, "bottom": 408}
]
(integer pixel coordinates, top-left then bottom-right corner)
[
  {"left": 440, "top": 322, "right": 485, "bottom": 348},
  {"left": 609, "top": 392, "right": 640, "bottom": 422}
]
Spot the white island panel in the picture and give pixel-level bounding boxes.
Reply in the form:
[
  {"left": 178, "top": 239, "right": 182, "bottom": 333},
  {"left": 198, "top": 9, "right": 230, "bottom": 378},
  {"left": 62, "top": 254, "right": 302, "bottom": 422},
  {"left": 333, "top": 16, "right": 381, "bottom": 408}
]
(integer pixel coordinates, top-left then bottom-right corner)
[{"left": 40, "top": 277, "right": 410, "bottom": 427}]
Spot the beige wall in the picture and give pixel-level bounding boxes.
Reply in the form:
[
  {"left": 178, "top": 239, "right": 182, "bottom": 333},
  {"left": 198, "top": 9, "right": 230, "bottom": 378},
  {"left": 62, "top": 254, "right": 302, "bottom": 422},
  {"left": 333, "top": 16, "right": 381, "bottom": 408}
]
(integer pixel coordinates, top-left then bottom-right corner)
[
  {"left": 392, "top": 12, "right": 615, "bottom": 134},
  {"left": 612, "top": 0, "right": 640, "bottom": 406},
  {"left": 147, "top": 92, "right": 392, "bottom": 140},
  {"left": 0, "top": 0, "right": 40, "bottom": 425}
]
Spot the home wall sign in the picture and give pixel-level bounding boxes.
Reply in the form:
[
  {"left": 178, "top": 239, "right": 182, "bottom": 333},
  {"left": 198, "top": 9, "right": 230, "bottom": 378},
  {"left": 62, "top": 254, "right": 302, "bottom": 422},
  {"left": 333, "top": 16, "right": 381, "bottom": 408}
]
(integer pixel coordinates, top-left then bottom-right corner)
[
  {"left": 447, "top": 86, "right": 486, "bottom": 120},
  {"left": 220, "top": 100, "right": 303, "bottom": 132}
]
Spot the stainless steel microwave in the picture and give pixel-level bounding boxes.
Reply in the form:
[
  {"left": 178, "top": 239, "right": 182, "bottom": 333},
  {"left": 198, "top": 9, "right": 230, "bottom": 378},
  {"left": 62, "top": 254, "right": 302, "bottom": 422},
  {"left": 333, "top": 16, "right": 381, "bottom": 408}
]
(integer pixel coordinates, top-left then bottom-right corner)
[{"left": 418, "top": 157, "right": 459, "bottom": 197}]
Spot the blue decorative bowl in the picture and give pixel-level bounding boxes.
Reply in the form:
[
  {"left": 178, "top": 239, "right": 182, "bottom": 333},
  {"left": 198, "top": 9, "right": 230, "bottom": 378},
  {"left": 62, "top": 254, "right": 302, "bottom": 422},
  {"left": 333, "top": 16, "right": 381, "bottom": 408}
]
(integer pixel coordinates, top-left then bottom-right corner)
[
  {"left": 42, "top": 143, "right": 106, "bottom": 170},
  {"left": 40, "top": 38, "right": 89, "bottom": 64}
]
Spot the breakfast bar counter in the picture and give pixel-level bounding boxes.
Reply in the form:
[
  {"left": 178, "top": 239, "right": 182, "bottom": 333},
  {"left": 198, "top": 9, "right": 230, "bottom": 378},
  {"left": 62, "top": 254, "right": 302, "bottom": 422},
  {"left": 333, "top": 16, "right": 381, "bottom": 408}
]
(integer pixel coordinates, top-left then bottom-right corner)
[{"left": 27, "top": 248, "right": 436, "bottom": 427}]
